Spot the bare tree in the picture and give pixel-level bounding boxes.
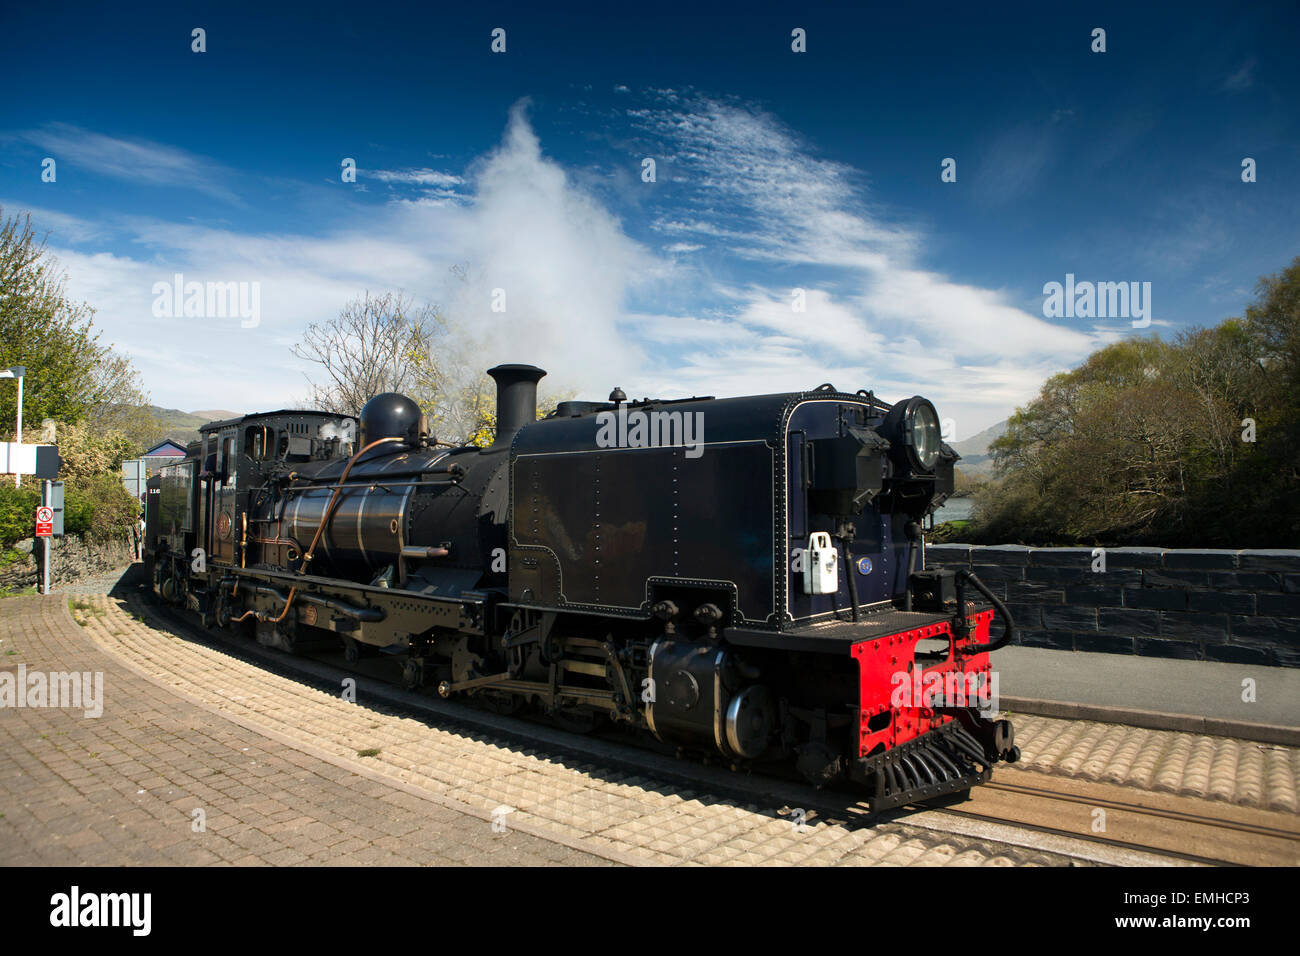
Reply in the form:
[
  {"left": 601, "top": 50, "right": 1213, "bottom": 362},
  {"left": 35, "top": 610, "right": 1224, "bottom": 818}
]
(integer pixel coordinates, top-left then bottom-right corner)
[
  {"left": 84, "top": 350, "right": 157, "bottom": 444},
  {"left": 295, "top": 273, "right": 576, "bottom": 447},
  {"left": 293, "top": 291, "right": 447, "bottom": 418}
]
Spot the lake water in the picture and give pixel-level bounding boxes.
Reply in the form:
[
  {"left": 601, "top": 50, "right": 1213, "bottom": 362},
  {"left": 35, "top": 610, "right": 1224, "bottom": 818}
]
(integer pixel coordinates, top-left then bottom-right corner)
[{"left": 933, "top": 497, "right": 975, "bottom": 523}]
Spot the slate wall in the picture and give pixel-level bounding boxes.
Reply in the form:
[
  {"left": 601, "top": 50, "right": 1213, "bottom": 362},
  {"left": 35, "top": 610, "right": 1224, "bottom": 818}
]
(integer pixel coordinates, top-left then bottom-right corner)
[{"left": 924, "top": 545, "right": 1300, "bottom": 667}]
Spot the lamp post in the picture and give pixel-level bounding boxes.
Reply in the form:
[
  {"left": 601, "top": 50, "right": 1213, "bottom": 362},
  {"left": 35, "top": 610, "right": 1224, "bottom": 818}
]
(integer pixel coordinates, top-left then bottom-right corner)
[{"left": 1, "top": 367, "right": 24, "bottom": 487}]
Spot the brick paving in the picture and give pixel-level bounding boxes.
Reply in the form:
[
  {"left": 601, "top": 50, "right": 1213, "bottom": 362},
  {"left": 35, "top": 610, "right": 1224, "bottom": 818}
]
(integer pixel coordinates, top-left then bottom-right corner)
[
  {"left": 0, "top": 595, "right": 609, "bottom": 865},
  {"left": 14, "top": 589, "right": 1275, "bottom": 866},
  {"left": 3, "top": 592, "right": 1096, "bottom": 866},
  {"left": 78, "top": 593, "right": 1107, "bottom": 865},
  {"left": 1011, "top": 712, "right": 1299, "bottom": 811}
]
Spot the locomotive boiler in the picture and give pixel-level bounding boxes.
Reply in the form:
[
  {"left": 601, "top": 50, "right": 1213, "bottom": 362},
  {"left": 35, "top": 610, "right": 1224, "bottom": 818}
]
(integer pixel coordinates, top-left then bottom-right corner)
[{"left": 146, "top": 364, "right": 1020, "bottom": 811}]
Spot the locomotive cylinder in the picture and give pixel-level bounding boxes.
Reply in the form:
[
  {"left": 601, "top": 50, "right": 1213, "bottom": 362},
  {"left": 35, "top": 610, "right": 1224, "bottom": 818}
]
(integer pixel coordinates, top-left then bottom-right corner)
[{"left": 647, "top": 639, "right": 773, "bottom": 760}]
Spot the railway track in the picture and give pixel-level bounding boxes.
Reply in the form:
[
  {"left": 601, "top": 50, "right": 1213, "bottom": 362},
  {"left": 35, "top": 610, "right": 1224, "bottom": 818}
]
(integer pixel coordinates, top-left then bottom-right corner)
[
  {"left": 950, "top": 775, "right": 1298, "bottom": 866},
  {"left": 88, "top": 588, "right": 1300, "bottom": 867}
]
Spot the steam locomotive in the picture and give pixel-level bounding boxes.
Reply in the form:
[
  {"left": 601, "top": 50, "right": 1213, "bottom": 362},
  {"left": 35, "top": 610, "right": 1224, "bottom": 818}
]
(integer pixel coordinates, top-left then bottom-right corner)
[{"left": 145, "top": 364, "right": 1019, "bottom": 811}]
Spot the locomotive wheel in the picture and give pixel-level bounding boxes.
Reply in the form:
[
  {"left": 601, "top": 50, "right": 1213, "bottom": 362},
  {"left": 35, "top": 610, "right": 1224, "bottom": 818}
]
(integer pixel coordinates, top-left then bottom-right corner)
[
  {"left": 257, "top": 621, "right": 299, "bottom": 654},
  {"left": 213, "top": 593, "right": 231, "bottom": 630},
  {"left": 482, "top": 692, "right": 524, "bottom": 716},
  {"left": 342, "top": 636, "right": 361, "bottom": 665},
  {"left": 401, "top": 658, "right": 424, "bottom": 690},
  {"left": 552, "top": 706, "right": 603, "bottom": 735}
]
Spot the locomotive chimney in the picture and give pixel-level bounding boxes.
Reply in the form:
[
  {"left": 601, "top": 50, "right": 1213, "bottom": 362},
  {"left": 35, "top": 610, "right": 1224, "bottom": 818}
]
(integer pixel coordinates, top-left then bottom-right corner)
[{"left": 487, "top": 364, "right": 547, "bottom": 448}]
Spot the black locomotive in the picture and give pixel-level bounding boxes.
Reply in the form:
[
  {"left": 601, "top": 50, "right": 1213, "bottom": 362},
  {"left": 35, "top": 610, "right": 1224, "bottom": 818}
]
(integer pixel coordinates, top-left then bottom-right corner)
[{"left": 145, "top": 364, "right": 1019, "bottom": 811}]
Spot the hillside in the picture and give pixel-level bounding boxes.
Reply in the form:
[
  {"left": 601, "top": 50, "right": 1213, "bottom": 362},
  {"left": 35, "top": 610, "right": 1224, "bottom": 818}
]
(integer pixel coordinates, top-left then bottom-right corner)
[
  {"left": 949, "top": 419, "right": 1007, "bottom": 475},
  {"left": 148, "top": 406, "right": 240, "bottom": 448}
]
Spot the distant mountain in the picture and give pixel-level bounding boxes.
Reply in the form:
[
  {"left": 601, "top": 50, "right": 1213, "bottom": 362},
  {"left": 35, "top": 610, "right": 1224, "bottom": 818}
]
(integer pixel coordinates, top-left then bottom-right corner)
[
  {"left": 148, "top": 406, "right": 240, "bottom": 448},
  {"left": 190, "top": 409, "right": 241, "bottom": 422},
  {"left": 949, "top": 419, "right": 1007, "bottom": 476}
]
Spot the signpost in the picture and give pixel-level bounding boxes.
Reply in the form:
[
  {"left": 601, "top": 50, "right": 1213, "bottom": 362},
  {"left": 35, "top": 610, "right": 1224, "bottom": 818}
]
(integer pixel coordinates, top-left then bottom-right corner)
[
  {"left": 36, "top": 502, "right": 52, "bottom": 595},
  {"left": 0, "top": 442, "right": 35, "bottom": 475},
  {"left": 122, "top": 458, "right": 147, "bottom": 505},
  {"left": 33, "top": 482, "right": 64, "bottom": 595},
  {"left": 0, "top": 442, "right": 62, "bottom": 479},
  {"left": 0, "top": 366, "right": 61, "bottom": 590},
  {"left": 49, "top": 481, "right": 64, "bottom": 536}
]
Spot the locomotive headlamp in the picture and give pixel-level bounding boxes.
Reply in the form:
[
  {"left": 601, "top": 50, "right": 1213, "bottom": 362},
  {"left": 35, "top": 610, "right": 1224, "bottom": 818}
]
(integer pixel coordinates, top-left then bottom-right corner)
[
  {"left": 906, "top": 399, "right": 941, "bottom": 472},
  {"left": 879, "top": 395, "right": 942, "bottom": 473}
]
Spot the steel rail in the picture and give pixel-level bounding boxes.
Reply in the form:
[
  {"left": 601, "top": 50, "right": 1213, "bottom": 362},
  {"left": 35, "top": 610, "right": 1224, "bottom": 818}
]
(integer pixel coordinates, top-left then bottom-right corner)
[{"left": 984, "top": 779, "right": 1300, "bottom": 843}]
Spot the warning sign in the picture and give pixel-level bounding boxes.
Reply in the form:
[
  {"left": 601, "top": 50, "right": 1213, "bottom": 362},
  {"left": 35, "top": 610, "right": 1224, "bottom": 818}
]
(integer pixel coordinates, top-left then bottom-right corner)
[{"left": 35, "top": 506, "right": 53, "bottom": 537}]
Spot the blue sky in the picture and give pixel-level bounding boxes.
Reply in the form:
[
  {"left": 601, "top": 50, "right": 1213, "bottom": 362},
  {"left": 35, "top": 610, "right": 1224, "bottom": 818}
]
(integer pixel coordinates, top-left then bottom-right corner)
[{"left": 1, "top": 0, "right": 1296, "bottom": 438}]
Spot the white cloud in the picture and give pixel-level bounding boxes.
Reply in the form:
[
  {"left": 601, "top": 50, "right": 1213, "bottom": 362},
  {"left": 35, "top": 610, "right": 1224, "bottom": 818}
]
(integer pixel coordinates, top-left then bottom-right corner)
[
  {"left": 13, "top": 124, "right": 241, "bottom": 203},
  {"left": 1222, "top": 57, "right": 1257, "bottom": 92},
  {"left": 435, "top": 101, "right": 657, "bottom": 391},
  {"left": 0, "top": 201, "right": 106, "bottom": 244},
  {"left": 972, "top": 121, "right": 1058, "bottom": 208},
  {"left": 621, "top": 94, "right": 1105, "bottom": 432},
  {"left": 368, "top": 168, "right": 464, "bottom": 187},
  {"left": 24, "top": 94, "right": 1106, "bottom": 434},
  {"left": 38, "top": 101, "right": 657, "bottom": 411}
]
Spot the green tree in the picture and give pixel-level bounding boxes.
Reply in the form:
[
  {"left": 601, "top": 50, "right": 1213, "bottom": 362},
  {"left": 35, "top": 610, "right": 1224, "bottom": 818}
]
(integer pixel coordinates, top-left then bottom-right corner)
[
  {"left": 0, "top": 207, "right": 151, "bottom": 546},
  {"left": 0, "top": 208, "right": 151, "bottom": 435},
  {"left": 1232, "top": 259, "right": 1300, "bottom": 541},
  {"left": 971, "top": 257, "right": 1300, "bottom": 547}
]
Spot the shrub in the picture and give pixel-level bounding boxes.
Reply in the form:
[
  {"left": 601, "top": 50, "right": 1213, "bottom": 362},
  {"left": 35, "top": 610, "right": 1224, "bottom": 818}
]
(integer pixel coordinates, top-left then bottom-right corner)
[
  {"left": 0, "top": 471, "right": 138, "bottom": 547},
  {"left": 68, "top": 473, "right": 138, "bottom": 540},
  {"left": 22, "top": 420, "right": 139, "bottom": 483},
  {"left": 0, "top": 482, "right": 41, "bottom": 546}
]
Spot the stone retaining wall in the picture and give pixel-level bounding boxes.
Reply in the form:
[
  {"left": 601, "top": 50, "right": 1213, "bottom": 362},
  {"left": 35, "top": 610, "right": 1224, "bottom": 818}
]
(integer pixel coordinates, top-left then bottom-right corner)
[
  {"left": 0, "top": 536, "right": 135, "bottom": 593},
  {"left": 925, "top": 544, "right": 1300, "bottom": 667}
]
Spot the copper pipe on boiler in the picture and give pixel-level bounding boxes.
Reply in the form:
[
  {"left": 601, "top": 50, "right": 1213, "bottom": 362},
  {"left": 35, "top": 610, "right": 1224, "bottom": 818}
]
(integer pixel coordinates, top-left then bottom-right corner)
[
  {"left": 234, "top": 436, "right": 402, "bottom": 625},
  {"left": 400, "top": 546, "right": 450, "bottom": 560}
]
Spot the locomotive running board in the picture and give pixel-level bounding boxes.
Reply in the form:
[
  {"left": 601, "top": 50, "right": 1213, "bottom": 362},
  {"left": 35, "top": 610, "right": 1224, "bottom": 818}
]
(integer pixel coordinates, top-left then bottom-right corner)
[{"left": 849, "top": 720, "right": 993, "bottom": 813}]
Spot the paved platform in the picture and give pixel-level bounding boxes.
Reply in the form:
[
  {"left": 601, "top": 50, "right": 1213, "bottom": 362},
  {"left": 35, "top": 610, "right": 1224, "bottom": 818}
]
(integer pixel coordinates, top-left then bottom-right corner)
[
  {"left": 3, "top": 592, "right": 1116, "bottom": 866},
  {"left": 996, "top": 646, "right": 1300, "bottom": 744},
  {"left": 3, "top": 587, "right": 1298, "bottom": 866},
  {"left": 0, "top": 595, "right": 607, "bottom": 866}
]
